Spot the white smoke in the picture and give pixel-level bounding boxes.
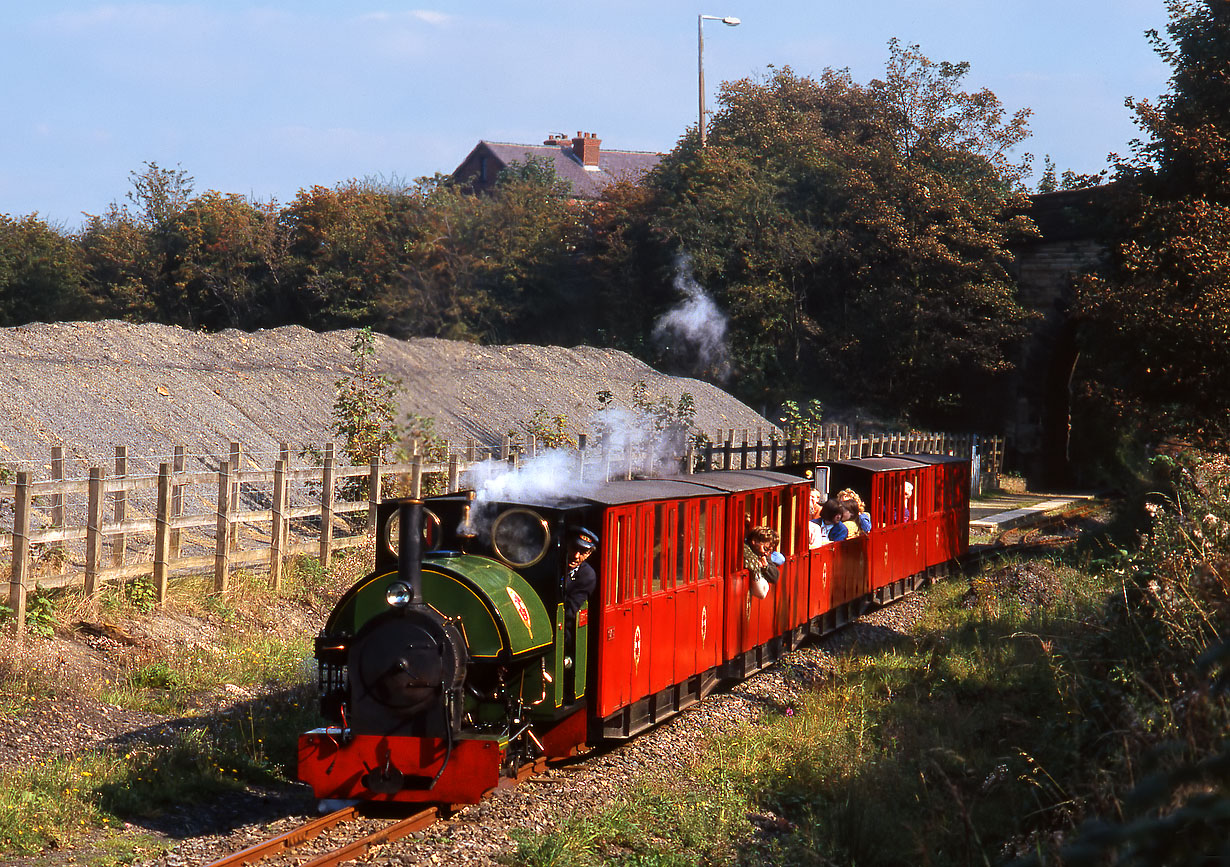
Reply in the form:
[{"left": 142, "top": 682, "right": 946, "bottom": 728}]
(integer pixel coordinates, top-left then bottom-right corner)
[
  {"left": 461, "top": 450, "right": 599, "bottom": 538},
  {"left": 651, "top": 254, "right": 732, "bottom": 381},
  {"left": 466, "top": 449, "right": 595, "bottom": 505},
  {"left": 589, "top": 403, "right": 690, "bottom": 477}
]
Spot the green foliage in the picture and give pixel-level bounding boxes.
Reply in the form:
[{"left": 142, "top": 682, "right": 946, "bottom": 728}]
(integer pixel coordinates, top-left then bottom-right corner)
[
  {"left": 24, "top": 590, "right": 55, "bottom": 639},
  {"left": 1075, "top": 0, "right": 1230, "bottom": 443},
  {"left": 0, "top": 214, "right": 91, "bottom": 326},
  {"left": 124, "top": 578, "right": 157, "bottom": 614},
  {"left": 332, "top": 327, "right": 401, "bottom": 467},
  {"left": 520, "top": 408, "right": 577, "bottom": 450},
  {"left": 778, "top": 398, "right": 824, "bottom": 438},
  {"left": 650, "top": 46, "right": 1036, "bottom": 425}
]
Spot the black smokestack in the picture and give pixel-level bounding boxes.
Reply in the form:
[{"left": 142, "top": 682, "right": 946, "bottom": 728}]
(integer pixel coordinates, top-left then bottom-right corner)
[{"left": 397, "top": 499, "right": 424, "bottom": 605}]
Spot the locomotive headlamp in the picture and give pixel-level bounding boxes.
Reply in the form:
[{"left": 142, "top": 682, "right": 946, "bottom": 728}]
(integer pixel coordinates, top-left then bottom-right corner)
[{"left": 385, "top": 581, "right": 413, "bottom": 608}]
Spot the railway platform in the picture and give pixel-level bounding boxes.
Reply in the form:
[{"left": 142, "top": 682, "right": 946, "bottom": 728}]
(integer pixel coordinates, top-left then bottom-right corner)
[{"left": 969, "top": 490, "right": 1097, "bottom": 534}]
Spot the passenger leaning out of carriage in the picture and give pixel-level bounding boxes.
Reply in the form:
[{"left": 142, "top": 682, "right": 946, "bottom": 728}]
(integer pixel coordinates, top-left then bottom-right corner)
[
  {"left": 837, "top": 488, "right": 871, "bottom": 536},
  {"left": 743, "top": 524, "right": 781, "bottom": 598},
  {"left": 818, "top": 499, "right": 849, "bottom": 543},
  {"left": 808, "top": 489, "right": 826, "bottom": 548}
]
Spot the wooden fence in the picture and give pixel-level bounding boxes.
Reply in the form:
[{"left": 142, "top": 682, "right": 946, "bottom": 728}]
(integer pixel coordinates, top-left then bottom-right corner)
[{"left": 3, "top": 429, "right": 1002, "bottom": 632}]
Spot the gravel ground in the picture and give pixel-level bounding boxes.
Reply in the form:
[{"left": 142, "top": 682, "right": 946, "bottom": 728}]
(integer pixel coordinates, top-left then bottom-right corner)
[
  {"left": 0, "top": 321, "right": 774, "bottom": 479},
  {"left": 132, "top": 593, "right": 928, "bottom": 867}
]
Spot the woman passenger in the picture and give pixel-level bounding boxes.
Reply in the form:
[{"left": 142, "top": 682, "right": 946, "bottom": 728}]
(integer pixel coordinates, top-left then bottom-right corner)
[{"left": 838, "top": 488, "right": 872, "bottom": 535}]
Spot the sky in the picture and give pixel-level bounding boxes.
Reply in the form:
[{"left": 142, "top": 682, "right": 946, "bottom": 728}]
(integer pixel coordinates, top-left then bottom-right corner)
[{"left": 2, "top": 1, "right": 1174, "bottom": 230}]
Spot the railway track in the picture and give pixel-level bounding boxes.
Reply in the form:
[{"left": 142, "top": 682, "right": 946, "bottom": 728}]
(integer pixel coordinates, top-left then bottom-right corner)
[{"left": 201, "top": 758, "right": 547, "bottom": 867}]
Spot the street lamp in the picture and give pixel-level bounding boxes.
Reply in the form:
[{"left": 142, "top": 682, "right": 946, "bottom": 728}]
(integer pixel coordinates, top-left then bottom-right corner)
[{"left": 698, "top": 14, "right": 740, "bottom": 149}]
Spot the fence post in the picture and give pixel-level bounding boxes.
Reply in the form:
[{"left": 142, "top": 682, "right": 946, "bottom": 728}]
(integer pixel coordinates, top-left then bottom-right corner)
[
  {"left": 113, "top": 446, "right": 128, "bottom": 567},
  {"left": 229, "top": 442, "right": 242, "bottom": 546},
  {"left": 411, "top": 455, "right": 423, "bottom": 499},
  {"left": 270, "top": 458, "right": 287, "bottom": 590},
  {"left": 170, "top": 445, "right": 185, "bottom": 559},
  {"left": 50, "top": 445, "right": 64, "bottom": 534},
  {"left": 154, "top": 463, "right": 171, "bottom": 604},
  {"left": 84, "top": 467, "right": 104, "bottom": 596},
  {"left": 320, "top": 444, "right": 335, "bottom": 569},
  {"left": 9, "top": 472, "right": 31, "bottom": 635},
  {"left": 447, "top": 454, "right": 459, "bottom": 494},
  {"left": 368, "top": 454, "right": 382, "bottom": 530},
  {"left": 214, "top": 461, "right": 232, "bottom": 592}
]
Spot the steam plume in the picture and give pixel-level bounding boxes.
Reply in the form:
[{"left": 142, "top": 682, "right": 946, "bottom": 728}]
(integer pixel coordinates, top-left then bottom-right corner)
[{"left": 652, "top": 254, "right": 731, "bottom": 381}]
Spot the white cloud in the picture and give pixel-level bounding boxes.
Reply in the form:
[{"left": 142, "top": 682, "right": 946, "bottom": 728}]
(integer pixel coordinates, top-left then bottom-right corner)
[{"left": 357, "top": 10, "right": 452, "bottom": 26}]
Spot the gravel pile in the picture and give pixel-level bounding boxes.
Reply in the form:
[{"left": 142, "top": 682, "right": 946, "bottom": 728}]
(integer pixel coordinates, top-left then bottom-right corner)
[
  {"left": 0, "top": 322, "right": 774, "bottom": 478},
  {"left": 138, "top": 593, "right": 928, "bottom": 867}
]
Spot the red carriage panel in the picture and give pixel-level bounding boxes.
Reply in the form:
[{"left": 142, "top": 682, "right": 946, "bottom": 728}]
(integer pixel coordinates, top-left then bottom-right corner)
[
  {"left": 695, "top": 497, "right": 725, "bottom": 673},
  {"left": 630, "top": 506, "right": 653, "bottom": 704},
  {"left": 647, "top": 502, "right": 678, "bottom": 695},
  {"left": 597, "top": 507, "right": 638, "bottom": 719},
  {"left": 674, "top": 499, "right": 699, "bottom": 683},
  {"left": 808, "top": 544, "right": 834, "bottom": 618}
]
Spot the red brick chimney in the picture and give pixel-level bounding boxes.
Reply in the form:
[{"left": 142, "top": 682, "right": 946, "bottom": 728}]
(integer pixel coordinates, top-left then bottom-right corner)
[{"left": 571, "top": 131, "right": 601, "bottom": 167}]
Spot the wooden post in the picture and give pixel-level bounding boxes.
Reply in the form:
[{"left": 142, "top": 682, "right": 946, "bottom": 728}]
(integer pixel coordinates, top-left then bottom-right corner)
[
  {"left": 754, "top": 432, "right": 764, "bottom": 469},
  {"left": 229, "top": 442, "right": 242, "bottom": 546},
  {"left": 410, "top": 455, "right": 423, "bottom": 499},
  {"left": 466, "top": 439, "right": 476, "bottom": 463},
  {"left": 723, "top": 432, "right": 733, "bottom": 470},
  {"left": 153, "top": 464, "right": 171, "bottom": 604},
  {"left": 49, "top": 446, "right": 66, "bottom": 566},
  {"left": 50, "top": 446, "right": 65, "bottom": 530},
  {"left": 368, "top": 454, "right": 382, "bottom": 530},
  {"left": 9, "top": 472, "right": 31, "bottom": 634},
  {"left": 112, "top": 446, "right": 128, "bottom": 567},
  {"left": 214, "top": 461, "right": 233, "bottom": 592},
  {"left": 270, "top": 459, "right": 287, "bottom": 590},
  {"left": 84, "top": 467, "right": 104, "bottom": 596},
  {"left": 170, "top": 445, "right": 185, "bottom": 559},
  {"left": 320, "top": 444, "right": 335, "bottom": 569},
  {"left": 501, "top": 435, "right": 512, "bottom": 462},
  {"left": 447, "top": 454, "right": 459, "bottom": 494}
]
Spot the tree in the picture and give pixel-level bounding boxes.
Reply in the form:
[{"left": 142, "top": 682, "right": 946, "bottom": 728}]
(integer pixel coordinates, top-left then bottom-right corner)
[
  {"left": 1075, "top": 0, "right": 1230, "bottom": 441},
  {"left": 0, "top": 214, "right": 91, "bottom": 325},
  {"left": 377, "top": 160, "right": 583, "bottom": 343},
  {"left": 649, "top": 45, "right": 1036, "bottom": 427},
  {"left": 79, "top": 162, "right": 198, "bottom": 324},
  {"left": 332, "top": 327, "right": 401, "bottom": 466}
]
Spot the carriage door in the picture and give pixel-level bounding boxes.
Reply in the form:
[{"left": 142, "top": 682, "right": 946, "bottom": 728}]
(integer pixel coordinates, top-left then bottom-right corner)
[
  {"left": 648, "top": 502, "right": 678, "bottom": 695},
  {"left": 629, "top": 504, "right": 654, "bottom": 704},
  {"left": 598, "top": 506, "right": 637, "bottom": 719},
  {"left": 675, "top": 499, "right": 699, "bottom": 683},
  {"left": 695, "top": 497, "right": 723, "bottom": 673}
]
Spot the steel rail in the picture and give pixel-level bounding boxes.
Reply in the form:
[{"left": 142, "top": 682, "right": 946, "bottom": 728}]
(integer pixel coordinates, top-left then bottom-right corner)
[
  {"left": 297, "top": 807, "right": 438, "bottom": 867},
  {"left": 202, "top": 805, "right": 361, "bottom": 867}
]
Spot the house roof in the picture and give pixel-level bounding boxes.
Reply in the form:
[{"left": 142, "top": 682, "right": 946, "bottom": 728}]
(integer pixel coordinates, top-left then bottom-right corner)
[{"left": 457, "top": 140, "right": 663, "bottom": 199}]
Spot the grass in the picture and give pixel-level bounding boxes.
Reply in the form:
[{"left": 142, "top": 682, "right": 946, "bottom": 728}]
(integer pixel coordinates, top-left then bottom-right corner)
[
  {"left": 511, "top": 454, "right": 1230, "bottom": 865},
  {"left": 0, "top": 549, "right": 366, "bottom": 859}
]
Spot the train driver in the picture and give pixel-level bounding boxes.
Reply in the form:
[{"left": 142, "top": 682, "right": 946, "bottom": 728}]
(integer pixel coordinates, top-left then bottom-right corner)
[{"left": 561, "top": 527, "right": 599, "bottom": 667}]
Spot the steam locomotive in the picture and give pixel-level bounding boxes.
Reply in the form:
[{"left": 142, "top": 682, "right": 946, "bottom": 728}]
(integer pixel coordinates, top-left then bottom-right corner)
[{"left": 297, "top": 454, "right": 970, "bottom": 805}]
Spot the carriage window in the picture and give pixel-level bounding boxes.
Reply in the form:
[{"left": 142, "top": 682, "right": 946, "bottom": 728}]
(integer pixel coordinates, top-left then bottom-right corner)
[
  {"left": 611, "top": 513, "right": 635, "bottom": 605},
  {"left": 653, "top": 504, "right": 665, "bottom": 592},
  {"left": 676, "top": 502, "right": 688, "bottom": 585},
  {"left": 697, "top": 500, "right": 708, "bottom": 580}
]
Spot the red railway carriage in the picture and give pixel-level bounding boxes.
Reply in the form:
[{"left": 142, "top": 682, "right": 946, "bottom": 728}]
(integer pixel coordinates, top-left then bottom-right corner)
[
  {"left": 902, "top": 453, "right": 971, "bottom": 570},
  {"left": 595, "top": 470, "right": 812, "bottom": 737},
  {"left": 299, "top": 458, "right": 970, "bottom": 806}
]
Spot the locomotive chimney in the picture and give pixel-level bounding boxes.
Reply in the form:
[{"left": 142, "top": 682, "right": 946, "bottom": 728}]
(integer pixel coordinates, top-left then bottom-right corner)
[{"left": 397, "top": 498, "right": 425, "bottom": 605}]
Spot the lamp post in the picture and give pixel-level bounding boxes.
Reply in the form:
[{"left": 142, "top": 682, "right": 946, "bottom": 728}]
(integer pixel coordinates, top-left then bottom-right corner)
[{"left": 698, "top": 14, "right": 740, "bottom": 149}]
